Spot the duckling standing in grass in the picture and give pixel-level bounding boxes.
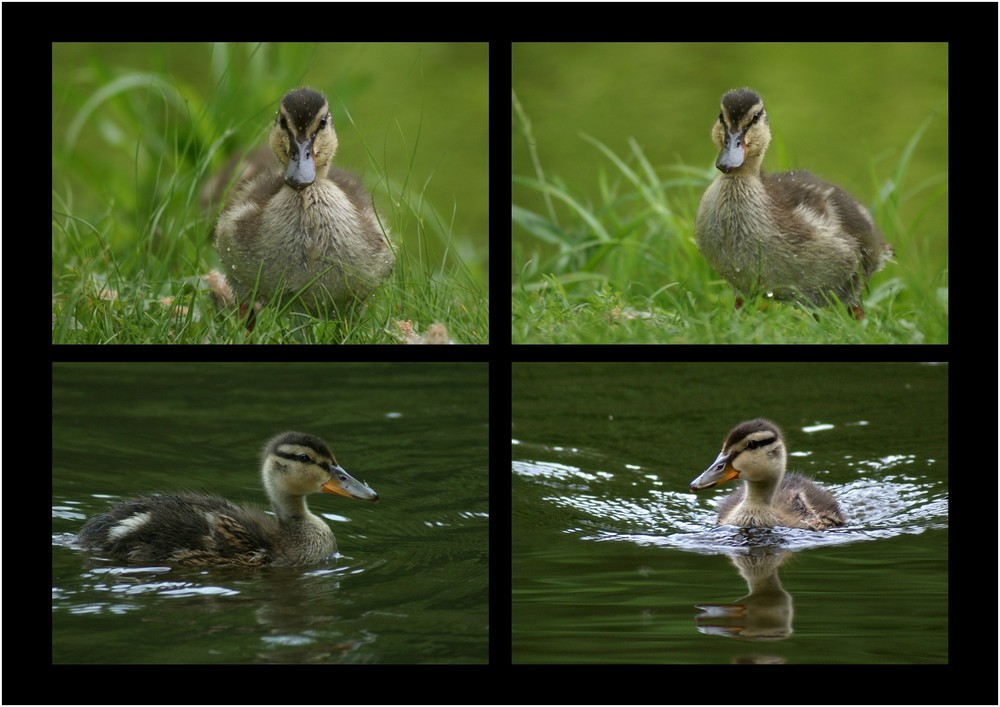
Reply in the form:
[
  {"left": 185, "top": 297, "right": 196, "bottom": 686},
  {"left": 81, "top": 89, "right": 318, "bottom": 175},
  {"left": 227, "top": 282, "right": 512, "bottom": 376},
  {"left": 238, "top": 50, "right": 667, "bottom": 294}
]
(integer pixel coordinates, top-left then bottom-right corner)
[
  {"left": 695, "top": 88, "right": 893, "bottom": 318},
  {"left": 78, "top": 432, "right": 379, "bottom": 567},
  {"left": 214, "top": 88, "right": 395, "bottom": 319},
  {"left": 690, "top": 418, "right": 845, "bottom": 530}
]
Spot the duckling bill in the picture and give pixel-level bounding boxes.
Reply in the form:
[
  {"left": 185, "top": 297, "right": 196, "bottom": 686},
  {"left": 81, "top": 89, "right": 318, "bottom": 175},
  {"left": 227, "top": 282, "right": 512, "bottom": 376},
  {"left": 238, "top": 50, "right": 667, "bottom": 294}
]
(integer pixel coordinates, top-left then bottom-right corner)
[
  {"left": 214, "top": 88, "right": 395, "bottom": 318},
  {"left": 695, "top": 88, "right": 894, "bottom": 317},
  {"left": 690, "top": 419, "right": 845, "bottom": 530},
  {"left": 77, "top": 432, "right": 379, "bottom": 567}
]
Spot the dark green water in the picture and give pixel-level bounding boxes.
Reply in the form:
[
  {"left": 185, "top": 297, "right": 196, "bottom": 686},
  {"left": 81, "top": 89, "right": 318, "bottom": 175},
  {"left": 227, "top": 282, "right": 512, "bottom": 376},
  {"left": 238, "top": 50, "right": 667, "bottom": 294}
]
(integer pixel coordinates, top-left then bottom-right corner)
[
  {"left": 53, "top": 362, "right": 489, "bottom": 664},
  {"left": 512, "top": 362, "right": 948, "bottom": 664}
]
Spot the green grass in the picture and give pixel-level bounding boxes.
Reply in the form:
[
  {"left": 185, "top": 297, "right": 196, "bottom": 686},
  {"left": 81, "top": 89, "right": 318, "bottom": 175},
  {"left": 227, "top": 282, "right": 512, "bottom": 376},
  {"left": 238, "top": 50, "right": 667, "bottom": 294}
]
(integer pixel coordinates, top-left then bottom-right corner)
[
  {"left": 52, "top": 44, "right": 487, "bottom": 344},
  {"left": 511, "top": 91, "right": 948, "bottom": 344}
]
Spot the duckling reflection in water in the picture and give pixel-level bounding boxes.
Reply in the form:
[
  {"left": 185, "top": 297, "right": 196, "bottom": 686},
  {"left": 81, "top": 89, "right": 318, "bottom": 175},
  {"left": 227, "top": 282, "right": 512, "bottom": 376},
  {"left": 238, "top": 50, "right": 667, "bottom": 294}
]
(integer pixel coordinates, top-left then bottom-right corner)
[
  {"left": 696, "top": 551, "right": 794, "bottom": 642},
  {"left": 689, "top": 419, "right": 845, "bottom": 530},
  {"left": 78, "top": 432, "right": 379, "bottom": 567},
  {"left": 213, "top": 87, "right": 395, "bottom": 320},
  {"left": 695, "top": 88, "right": 893, "bottom": 318}
]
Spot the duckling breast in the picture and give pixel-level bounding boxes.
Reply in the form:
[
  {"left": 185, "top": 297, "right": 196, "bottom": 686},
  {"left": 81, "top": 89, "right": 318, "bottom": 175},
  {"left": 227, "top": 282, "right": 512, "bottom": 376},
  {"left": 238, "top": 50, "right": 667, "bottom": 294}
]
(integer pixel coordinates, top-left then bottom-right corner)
[
  {"left": 218, "top": 179, "right": 393, "bottom": 313},
  {"left": 271, "top": 514, "right": 338, "bottom": 566},
  {"left": 696, "top": 176, "right": 786, "bottom": 293},
  {"left": 280, "top": 184, "right": 394, "bottom": 301}
]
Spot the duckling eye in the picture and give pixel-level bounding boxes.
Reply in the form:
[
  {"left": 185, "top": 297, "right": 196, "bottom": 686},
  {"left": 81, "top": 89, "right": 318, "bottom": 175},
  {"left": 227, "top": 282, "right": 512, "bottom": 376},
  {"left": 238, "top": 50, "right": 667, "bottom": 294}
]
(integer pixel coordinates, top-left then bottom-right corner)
[
  {"left": 280, "top": 115, "right": 288, "bottom": 129},
  {"left": 319, "top": 114, "right": 329, "bottom": 129},
  {"left": 296, "top": 454, "right": 311, "bottom": 463},
  {"left": 751, "top": 111, "right": 763, "bottom": 124}
]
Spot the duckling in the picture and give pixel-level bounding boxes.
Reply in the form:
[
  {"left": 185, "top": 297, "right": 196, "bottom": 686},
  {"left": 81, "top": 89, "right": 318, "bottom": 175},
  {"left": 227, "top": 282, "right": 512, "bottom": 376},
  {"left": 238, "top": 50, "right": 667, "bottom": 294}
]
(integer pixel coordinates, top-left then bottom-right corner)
[
  {"left": 695, "top": 88, "right": 893, "bottom": 317},
  {"left": 77, "top": 432, "right": 379, "bottom": 567},
  {"left": 214, "top": 87, "right": 395, "bottom": 318},
  {"left": 689, "top": 419, "right": 845, "bottom": 530}
]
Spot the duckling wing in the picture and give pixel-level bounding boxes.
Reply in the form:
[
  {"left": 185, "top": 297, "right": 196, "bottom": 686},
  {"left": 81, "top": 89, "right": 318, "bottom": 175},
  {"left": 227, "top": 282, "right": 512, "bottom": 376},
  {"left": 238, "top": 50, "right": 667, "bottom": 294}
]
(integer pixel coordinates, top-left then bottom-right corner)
[
  {"left": 79, "top": 493, "right": 278, "bottom": 566},
  {"left": 764, "top": 171, "right": 873, "bottom": 235},
  {"left": 763, "top": 170, "right": 890, "bottom": 274},
  {"left": 779, "top": 474, "right": 846, "bottom": 530}
]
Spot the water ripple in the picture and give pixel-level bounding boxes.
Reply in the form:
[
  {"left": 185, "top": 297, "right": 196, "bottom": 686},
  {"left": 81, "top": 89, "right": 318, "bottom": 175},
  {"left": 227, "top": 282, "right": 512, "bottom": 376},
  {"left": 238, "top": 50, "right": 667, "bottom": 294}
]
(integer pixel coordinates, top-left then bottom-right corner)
[{"left": 514, "top": 457, "right": 948, "bottom": 555}]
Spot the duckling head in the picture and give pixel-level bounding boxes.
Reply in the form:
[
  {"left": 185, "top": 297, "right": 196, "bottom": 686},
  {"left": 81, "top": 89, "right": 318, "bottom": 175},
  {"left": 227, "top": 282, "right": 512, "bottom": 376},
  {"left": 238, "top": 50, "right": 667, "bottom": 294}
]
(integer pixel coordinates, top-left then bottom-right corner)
[
  {"left": 262, "top": 431, "right": 379, "bottom": 513},
  {"left": 268, "top": 87, "right": 339, "bottom": 192},
  {"left": 690, "top": 418, "right": 787, "bottom": 492},
  {"left": 711, "top": 88, "right": 771, "bottom": 175}
]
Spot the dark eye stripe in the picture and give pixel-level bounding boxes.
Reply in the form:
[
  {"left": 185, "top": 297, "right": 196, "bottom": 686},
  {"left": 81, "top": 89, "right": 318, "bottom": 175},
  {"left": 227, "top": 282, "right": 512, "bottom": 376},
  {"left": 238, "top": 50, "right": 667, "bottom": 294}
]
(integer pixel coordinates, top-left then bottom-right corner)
[{"left": 746, "top": 435, "right": 777, "bottom": 450}]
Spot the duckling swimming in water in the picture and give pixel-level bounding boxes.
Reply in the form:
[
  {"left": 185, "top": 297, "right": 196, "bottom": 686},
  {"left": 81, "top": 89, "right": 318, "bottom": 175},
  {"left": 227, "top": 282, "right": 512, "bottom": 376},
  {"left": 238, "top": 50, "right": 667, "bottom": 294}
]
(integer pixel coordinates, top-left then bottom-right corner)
[
  {"left": 689, "top": 419, "right": 845, "bottom": 530},
  {"left": 78, "top": 432, "right": 379, "bottom": 567},
  {"left": 695, "top": 88, "right": 894, "bottom": 318}
]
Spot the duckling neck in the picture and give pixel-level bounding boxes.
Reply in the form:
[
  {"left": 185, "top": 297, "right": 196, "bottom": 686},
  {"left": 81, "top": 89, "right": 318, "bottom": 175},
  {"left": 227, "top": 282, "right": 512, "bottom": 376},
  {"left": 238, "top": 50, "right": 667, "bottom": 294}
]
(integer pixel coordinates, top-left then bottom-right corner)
[
  {"left": 269, "top": 493, "right": 336, "bottom": 564},
  {"left": 270, "top": 493, "right": 315, "bottom": 523},
  {"left": 735, "top": 473, "right": 784, "bottom": 525},
  {"left": 716, "top": 170, "right": 768, "bottom": 222}
]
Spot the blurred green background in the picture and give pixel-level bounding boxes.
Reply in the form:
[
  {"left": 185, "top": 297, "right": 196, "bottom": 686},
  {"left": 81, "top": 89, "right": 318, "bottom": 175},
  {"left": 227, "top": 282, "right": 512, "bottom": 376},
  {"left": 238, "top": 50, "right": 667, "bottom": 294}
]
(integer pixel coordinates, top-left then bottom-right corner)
[
  {"left": 512, "top": 42, "right": 948, "bottom": 279},
  {"left": 52, "top": 42, "right": 489, "bottom": 314}
]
